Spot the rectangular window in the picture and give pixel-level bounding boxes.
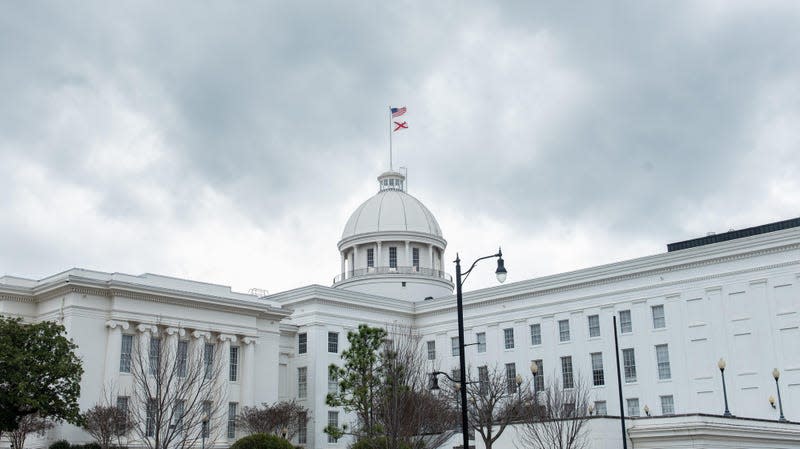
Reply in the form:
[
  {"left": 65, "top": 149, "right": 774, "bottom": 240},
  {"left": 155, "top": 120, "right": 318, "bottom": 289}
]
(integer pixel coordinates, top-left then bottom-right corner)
[
  {"left": 619, "top": 310, "right": 633, "bottom": 333},
  {"left": 656, "top": 344, "right": 671, "bottom": 380},
  {"left": 561, "top": 356, "right": 574, "bottom": 389},
  {"left": 660, "top": 395, "right": 674, "bottom": 415},
  {"left": 202, "top": 401, "right": 211, "bottom": 438},
  {"left": 149, "top": 338, "right": 161, "bottom": 375},
  {"left": 146, "top": 398, "right": 156, "bottom": 437},
  {"left": 588, "top": 315, "right": 601, "bottom": 338},
  {"left": 503, "top": 328, "right": 515, "bottom": 349},
  {"left": 227, "top": 402, "right": 237, "bottom": 439},
  {"left": 298, "top": 367, "right": 308, "bottom": 399},
  {"left": 177, "top": 340, "right": 188, "bottom": 377},
  {"left": 505, "top": 363, "right": 517, "bottom": 393},
  {"left": 366, "top": 248, "right": 374, "bottom": 268},
  {"left": 328, "top": 332, "right": 339, "bottom": 353},
  {"left": 328, "top": 411, "right": 339, "bottom": 443},
  {"left": 532, "top": 360, "right": 544, "bottom": 392},
  {"left": 627, "top": 398, "right": 640, "bottom": 417},
  {"left": 298, "top": 333, "right": 307, "bottom": 354},
  {"left": 412, "top": 248, "right": 420, "bottom": 270},
  {"left": 591, "top": 352, "right": 605, "bottom": 386},
  {"left": 204, "top": 343, "right": 214, "bottom": 379},
  {"left": 174, "top": 400, "right": 185, "bottom": 432},
  {"left": 594, "top": 401, "right": 607, "bottom": 415},
  {"left": 297, "top": 412, "right": 308, "bottom": 444},
  {"left": 328, "top": 369, "right": 338, "bottom": 393},
  {"left": 426, "top": 340, "right": 436, "bottom": 360},
  {"left": 623, "top": 348, "right": 637, "bottom": 383},
  {"left": 120, "top": 334, "right": 133, "bottom": 373},
  {"left": 116, "top": 397, "right": 129, "bottom": 434},
  {"left": 451, "top": 337, "right": 460, "bottom": 356},
  {"left": 652, "top": 305, "right": 666, "bottom": 329},
  {"left": 530, "top": 324, "right": 542, "bottom": 345},
  {"left": 478, "top": 365, "right": 489, "bottom": 395},
  {"left": 389, "top": 247, "right": 397, "bottom": 268},
  {"left": 559, "top": 319, "right": 571, "bottom": 342},
  {"left": 229, "top": 346, "right": 239, "bottom": 382},
  {"left": 476, "top": 332, "right": 486, "bottom": 353}
]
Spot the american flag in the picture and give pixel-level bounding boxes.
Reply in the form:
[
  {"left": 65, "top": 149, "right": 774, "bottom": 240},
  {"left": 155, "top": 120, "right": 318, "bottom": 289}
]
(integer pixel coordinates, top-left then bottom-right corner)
[{"left": 391, "top": 107, "right": 407, "bottom": 118}]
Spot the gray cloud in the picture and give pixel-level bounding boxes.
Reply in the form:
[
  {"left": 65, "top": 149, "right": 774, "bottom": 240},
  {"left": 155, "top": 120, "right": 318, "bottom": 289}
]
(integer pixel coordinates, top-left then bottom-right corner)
[{"left": 2, "top": 1, "right": 799, "bottom": 290}]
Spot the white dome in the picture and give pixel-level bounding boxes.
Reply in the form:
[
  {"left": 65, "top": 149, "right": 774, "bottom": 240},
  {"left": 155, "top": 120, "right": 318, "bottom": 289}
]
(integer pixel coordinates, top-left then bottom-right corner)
[{"left": 342, "top": 189, "right": 443, "bottom": 239}]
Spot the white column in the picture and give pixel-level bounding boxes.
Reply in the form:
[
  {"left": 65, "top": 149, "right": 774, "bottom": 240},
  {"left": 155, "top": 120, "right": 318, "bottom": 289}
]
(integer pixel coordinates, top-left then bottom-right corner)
[
  {"left": 104, "top": 320, "right": 130, "bottom": 386},
  {"left": 340, "top": 253, "right": 345, "bottom": 279},
  {"left": 377, "top": 241, "right": 383, "bottom": 267},
  {"left": 241, "top": 337, "right": 257, "bottom": 407},
  {"left": 353, "top": 245, "right": 359, "bottom": 272},
  {"left": 164, "top": 327, "right": 184, "bottom": 367},
  {"left": 136, "top": 324, "right": 158, "bottom": 375},
  {"left": 428, "top": 244, "right": 434, "bottom": 269},
  {"left": 405, "top": 241, "right": 410, "bottom": 268}
]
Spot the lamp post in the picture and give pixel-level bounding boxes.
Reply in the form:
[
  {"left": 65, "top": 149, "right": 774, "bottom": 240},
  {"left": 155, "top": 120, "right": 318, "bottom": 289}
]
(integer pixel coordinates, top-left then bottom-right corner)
[
  {"left": 773, "top": 368, "right": 787, "bottom": 422},
  {"left": 454, "top": 248, "right": 507, "bottom": 449},
  {"left": 718, "top": 358, "right": 733, "bottom": 417},
  {"left": 201, "top": 415, "right": 209, "bottom": 449},
  {"left": 529, "top": 361, "right": 539, "bottom": 397}
]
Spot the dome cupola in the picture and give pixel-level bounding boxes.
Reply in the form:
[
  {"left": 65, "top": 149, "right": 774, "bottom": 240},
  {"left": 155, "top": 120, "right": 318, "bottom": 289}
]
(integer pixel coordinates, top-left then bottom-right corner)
[{"left": 334, "top": 171, "right": 453, "bottom": 300}]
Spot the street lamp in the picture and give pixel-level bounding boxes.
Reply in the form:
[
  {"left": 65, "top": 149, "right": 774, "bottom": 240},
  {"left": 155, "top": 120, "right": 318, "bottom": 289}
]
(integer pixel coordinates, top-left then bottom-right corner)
[
  {"left": 529, "top": 361, "right": 539, "bottom": 403},
  {"left": 454, "top": 248, "right": 507, "bottom": 449},
  {"left": 718, "top": 358, "right": 733, "bottom": 417},
  {"left": 201, "top": 414, "right": 209, "bottom": 449},
  {"left": 773, "top": 368, "right": 787, "bottom": 422}
]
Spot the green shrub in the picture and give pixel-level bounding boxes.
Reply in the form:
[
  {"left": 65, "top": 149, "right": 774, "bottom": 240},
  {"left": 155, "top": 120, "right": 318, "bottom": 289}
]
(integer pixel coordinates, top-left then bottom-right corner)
[
  {"left": 49, "top": 441, "right": 71, "bottom": 449},
  {"left": 229, "top": 433, "right": 295, "bottom": 449}
]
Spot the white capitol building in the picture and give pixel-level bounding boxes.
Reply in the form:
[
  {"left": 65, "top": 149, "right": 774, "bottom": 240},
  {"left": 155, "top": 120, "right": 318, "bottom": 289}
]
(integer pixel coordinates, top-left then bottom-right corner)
[{"left": 2, "top": 169, "right": 800, "bottom": 448}]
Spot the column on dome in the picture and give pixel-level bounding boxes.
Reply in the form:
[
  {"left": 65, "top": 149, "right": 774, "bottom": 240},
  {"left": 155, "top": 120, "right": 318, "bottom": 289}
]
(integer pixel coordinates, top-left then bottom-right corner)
[
  {"left": 340, "top": 253, "right": 345, "bottom": 279},
  {"left": 405, "top": 241, "right": 410, "bottom": 269},
  {"left": 353, "top": 245, "right": 359, "bottom": 273},
  {"left": 104, "top": 320, "right": 130, "bottom": 385},
  {"left": 428, "top": 244, "right": 434, "bottom": 270},
  {"left": 240, "top": 337, "right": 257, "bottom": 406},
  {"left": 377, "top": 241, "right": 383, "bottom": 268}
]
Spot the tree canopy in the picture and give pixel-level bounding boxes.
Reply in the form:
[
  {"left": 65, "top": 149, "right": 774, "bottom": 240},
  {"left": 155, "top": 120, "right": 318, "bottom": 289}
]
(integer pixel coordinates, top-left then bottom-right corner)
[{"left": 0, "top": 317, "right": 84, "bottom": 433}]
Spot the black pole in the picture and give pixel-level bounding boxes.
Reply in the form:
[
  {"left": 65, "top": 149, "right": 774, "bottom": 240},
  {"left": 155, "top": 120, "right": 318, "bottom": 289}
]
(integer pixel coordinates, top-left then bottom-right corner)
[
  {"left": 455, "top": 255, "right": 470, "bottom": 449},
  {"left": 720, "top": 368, "right": 732, "bottom": 417},
  {"left": 775, "top": 377, "right": 787, "bottom": 422},
  {"left": 613, "top": 316, "right": 628, "bottom": 449}
]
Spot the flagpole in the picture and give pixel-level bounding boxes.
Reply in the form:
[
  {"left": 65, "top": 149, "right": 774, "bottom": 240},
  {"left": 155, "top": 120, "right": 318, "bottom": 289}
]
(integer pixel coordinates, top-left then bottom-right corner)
[{"left": 389, "top": 107, "right": 393, "bottom": 171}]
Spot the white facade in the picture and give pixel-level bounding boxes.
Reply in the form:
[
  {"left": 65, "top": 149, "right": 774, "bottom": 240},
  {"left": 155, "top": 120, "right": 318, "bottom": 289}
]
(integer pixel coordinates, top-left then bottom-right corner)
[{"left": 3, "top": 170, "right": 800, "bottom": 449}]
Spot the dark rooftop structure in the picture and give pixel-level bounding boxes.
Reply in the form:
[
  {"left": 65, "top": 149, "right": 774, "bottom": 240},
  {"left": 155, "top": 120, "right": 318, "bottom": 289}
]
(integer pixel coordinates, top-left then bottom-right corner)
[{"left": 667, "top": 217, "right": 800, "bottom": 252}]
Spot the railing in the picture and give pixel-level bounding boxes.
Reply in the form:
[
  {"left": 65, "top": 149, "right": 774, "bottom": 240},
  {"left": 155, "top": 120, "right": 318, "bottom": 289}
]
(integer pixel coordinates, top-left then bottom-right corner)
[{"left": 333, "top": 266, "right": 453, "bottom": 284}]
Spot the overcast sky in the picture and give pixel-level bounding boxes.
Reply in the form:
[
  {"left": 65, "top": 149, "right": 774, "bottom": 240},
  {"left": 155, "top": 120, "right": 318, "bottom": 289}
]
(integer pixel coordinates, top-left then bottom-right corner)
[{"left": 2, "top": 1, "right": 799, "bottom": 294}]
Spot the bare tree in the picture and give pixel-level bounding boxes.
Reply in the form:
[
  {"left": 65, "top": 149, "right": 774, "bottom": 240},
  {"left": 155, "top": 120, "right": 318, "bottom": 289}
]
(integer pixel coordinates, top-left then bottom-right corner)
[
  {"left": 8, "top": 414, "right": 52, "bottom": 449},
  {"left": 378, "top": 325, "right": 458, "bottom": 449},
  {"left": 127, "top": 329, "right": 227, "bottom": 449},
  {"left": 83, "top": 404, "right": 131, "bottom": 449},
  {"left": 237, "top": 400, "right": 309, "bottom": 439},
  {"left": 444, "top": 364, "right": 526, "bottom": 449},
  {"left": 516, "top": 373, "right": 592, "bottom": 449}
]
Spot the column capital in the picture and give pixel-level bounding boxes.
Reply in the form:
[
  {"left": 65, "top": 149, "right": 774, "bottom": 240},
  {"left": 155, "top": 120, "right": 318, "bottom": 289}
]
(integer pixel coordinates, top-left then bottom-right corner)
[
  {"left": 192, "top": 330, "right": 212, "bottom": 340},
  {"left": 218, "top": 334, "right": 238, "bottom": 344},
  {"left": 242, "top": 336, "right": 258, "bottom": 345},
  {"left": 105, "top": 320, "right": 130, "bottom": 330},
  {"left": 165, "top": 327, "right": 186, "bottom": 337},
  {"left": 136, "top": 323, "right": 158, "bottom": 334}
]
